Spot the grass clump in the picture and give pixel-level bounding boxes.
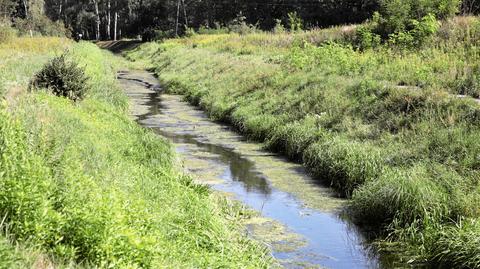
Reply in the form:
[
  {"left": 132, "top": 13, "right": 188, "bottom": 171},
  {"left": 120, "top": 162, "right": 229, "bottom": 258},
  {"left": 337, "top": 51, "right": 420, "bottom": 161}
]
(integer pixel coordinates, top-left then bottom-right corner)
[
  {"left": 430, "top": 218, "right": 480, "bottom": 268},
  {"left": 30, "top": 54, "right": 89, "bottom": 102}
]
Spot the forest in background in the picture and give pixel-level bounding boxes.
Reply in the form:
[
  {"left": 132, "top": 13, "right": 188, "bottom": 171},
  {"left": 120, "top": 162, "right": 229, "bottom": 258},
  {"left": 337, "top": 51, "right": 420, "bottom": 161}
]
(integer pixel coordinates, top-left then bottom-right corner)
[{"left": 1, "top": 0, "right": 480, "bottom": 40}]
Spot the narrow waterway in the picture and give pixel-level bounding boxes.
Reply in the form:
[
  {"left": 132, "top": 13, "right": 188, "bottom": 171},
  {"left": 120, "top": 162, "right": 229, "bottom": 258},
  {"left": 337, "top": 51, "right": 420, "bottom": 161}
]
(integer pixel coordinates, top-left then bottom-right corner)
[{"left": 118, "top": 70, "right": 385, "bottom": 269}]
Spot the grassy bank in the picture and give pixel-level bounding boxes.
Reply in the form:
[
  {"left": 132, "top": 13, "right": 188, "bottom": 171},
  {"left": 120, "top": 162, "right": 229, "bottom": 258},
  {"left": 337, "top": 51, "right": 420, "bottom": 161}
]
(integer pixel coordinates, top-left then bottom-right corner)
[
  {"left": 125, "top": 17, "right": 480, "bottom": 267},
  {"left": 0, "top": 38, "right": 270, "bottom": 267}
]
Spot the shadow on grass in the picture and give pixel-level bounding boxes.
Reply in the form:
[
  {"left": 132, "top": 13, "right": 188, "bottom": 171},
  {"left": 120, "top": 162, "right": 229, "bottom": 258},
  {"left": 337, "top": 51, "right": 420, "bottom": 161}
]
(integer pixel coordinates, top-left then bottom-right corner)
[{"left": 96, "top": 40, "right": 142, "bottom": 54}]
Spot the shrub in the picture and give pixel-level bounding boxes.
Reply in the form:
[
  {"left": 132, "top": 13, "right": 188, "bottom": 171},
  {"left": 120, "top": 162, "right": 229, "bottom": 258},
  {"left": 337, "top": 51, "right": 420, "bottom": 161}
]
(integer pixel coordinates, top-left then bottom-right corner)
[
  {"left": 378, "top": 0, "right": 460, "bottom": 33},
  {"left": 356, "top": 25, "right": 382, "bottom": 49},
  {"left": 371, "top": 0, "right": 459, "bottom": 46},
  {"left": 228, "top": 12, "right": 258, "bottom": 35},
  {"left": 388, "top": 13, "right": 440, "bottom": 48},
  {"left": 184, "top": 27, "right": 196, "bottom": 37},
  {"left": 412, "top": 13, "right": 441, "bottom": 39},
  {"left": 30, "top": 54, "right": 89, "bottom": 102}
]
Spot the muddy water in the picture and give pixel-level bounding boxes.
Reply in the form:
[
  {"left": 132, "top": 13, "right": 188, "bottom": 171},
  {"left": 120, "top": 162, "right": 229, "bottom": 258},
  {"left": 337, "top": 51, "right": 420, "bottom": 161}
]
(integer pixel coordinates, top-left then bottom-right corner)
[{"left": 118, "top": 70, "right": 383, "bottom": 269}]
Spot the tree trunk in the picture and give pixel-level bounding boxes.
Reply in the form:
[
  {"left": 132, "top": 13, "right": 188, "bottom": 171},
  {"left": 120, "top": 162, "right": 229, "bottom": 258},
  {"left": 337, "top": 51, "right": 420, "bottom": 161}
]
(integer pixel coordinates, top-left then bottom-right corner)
[
  {"left": 107, "top": 0, "right": 111, "bottom": 40},
  {"left": 22, "top": 0, "right": 28, "bottom": 18},
  {"left": 93, "top": 0, "right": 101, "bottom": 40},
  {"left": 181, "top": 0, "right": 188, "bottom": 29},
  {"left": 175, "top": 0, "right": 180, "bottom": 36},
  {"left": 114, "top": 11, "right": 118, "bottom": 40},
  {"left": 58, "top": 0, "right": 63, "bottom": 19}
]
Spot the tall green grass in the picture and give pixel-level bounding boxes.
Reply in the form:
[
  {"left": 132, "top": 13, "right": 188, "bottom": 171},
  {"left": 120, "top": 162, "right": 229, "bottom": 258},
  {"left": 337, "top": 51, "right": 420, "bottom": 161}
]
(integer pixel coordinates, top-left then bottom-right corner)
[
  {"left": 0, "top": 40, "right": 271, "bottom": 267},
  {"left": 126, "top": 16, "right": 480, "bottom": 267}
]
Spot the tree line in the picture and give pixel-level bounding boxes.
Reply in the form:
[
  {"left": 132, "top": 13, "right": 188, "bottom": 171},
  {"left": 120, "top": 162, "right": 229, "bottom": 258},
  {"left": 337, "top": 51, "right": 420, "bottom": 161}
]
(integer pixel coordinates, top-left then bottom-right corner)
[{"left": 0, "top": 0, "right": 479, "bottom": 40}]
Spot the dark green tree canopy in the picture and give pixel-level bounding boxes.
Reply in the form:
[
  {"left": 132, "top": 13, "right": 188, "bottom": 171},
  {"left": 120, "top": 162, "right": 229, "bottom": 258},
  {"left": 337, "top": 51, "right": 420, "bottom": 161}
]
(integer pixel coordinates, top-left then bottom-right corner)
[{"left": 1, "top": 0, "right": 470, "bottom": 40}]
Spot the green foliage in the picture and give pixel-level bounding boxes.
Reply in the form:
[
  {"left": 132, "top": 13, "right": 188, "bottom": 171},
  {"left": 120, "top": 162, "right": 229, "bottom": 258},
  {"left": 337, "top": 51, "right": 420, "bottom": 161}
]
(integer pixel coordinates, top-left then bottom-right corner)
[
  {"left": 378, "top": 0, "right": 460, "bottom": 32},
  {"left": 30, "top": 54, "right": 89, "bottom": 102},
  {"left": 2, "top": 40, "right": 271, "bottom": 268},
  {"left": 356, "top": 24, "right": 382, "bottom": 49},
  {"left": 350, "top": 166, "right": 451, "bottom": 228},
  {"left": 184, "top": 27, "right": 196, "bottom": 37},
  {"left": 0, "top": 238, "right": 19, "bottom": 269},
  {"left": 437, "top": 16, "right": 480, "bottom": 45},
  {"left": 388, "top": 13, "right": 440, "bottom": 48},
  {"left": 429, "top": 218, "right": 480, "bottom": 268},
  {"left": 0, "top": 0, "right": 16, "bottom": 20},
  {"left": 287, "top": 11, "right": 303, "bottom": 32},
  {"left": 127, "top": 19, "right": 480, "bottom": 266},
  {"left": 228, "top": 12, "right": 258, "bottom": 35},
  {"left": 304, "top": 138, "right": 384, "bottom": 196},
  {"left": 370, "top": 0, "right": 459, "bottom": 47}
]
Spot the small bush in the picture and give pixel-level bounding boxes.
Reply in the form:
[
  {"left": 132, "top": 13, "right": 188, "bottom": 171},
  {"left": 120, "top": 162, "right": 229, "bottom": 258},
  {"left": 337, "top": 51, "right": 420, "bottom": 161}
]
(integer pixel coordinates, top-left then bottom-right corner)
[
  {"left": 388, "top": 13, "right": 440, "bottom": 48},
  {"left": 370, "top": 0, "right": 458, "bottom": 47},
  {"left": 30, "top": 54, "right": 89, "bottom": 102},
  {"left": 184, "top": 27, "right": 196, "bottom": 37},
  {"left": 356, "top": 25, "right": 382, "bottom": 49},
  {"left": 437, "top": 16, "right": 480, "bottom": 45},
  {"left": 228, "top": 12, "right": 258, "bottom": 35},
  {"left": 377, "top": 0, "right": 459, "bottom": 34}
]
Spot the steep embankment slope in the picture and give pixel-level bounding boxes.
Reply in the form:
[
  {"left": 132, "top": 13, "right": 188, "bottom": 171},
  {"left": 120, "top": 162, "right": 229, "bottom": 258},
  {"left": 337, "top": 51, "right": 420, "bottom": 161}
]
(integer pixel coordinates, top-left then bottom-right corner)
[
  {"left": 126, "top": 18, "right": 480, "bottom": 267},
  {"left": 0, "top": 38, "right": 271, "bottom": 268}
]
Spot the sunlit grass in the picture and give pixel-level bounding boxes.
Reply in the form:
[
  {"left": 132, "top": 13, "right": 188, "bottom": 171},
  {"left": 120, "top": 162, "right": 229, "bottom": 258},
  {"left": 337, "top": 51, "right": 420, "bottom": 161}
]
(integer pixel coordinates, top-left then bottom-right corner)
[
  {"left": 0, "top": 39, "right": 271, "bottom": 267},
  {"left": 0, "top": 37, "right": 70, "bottom": 97},
  {"left": 127, "top": 16, "right": 480, "bottom": 266}
]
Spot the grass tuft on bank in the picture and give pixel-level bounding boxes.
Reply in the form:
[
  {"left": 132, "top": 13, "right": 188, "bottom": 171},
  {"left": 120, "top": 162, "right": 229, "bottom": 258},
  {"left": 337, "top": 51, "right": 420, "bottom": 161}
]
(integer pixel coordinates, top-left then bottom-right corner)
[
  {"left": 0, "top": 39, "right": 271, "bottom": 268},
  {"left": 125, "top": 16, "right": 480, "bottom": 267}
]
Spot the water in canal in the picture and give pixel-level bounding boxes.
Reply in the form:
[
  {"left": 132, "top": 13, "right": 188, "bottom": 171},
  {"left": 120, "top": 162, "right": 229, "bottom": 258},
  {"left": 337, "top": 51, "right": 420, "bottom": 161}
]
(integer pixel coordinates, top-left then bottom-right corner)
[{"left": 118, "top": 70, "right": 385, "bottom": 269}]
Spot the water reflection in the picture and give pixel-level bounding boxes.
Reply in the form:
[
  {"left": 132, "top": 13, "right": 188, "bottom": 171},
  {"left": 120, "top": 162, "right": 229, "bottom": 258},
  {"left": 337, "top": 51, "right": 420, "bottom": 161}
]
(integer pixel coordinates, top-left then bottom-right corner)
[{"left": 152, "top": 130, "right": 273, "bottom": 195}]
